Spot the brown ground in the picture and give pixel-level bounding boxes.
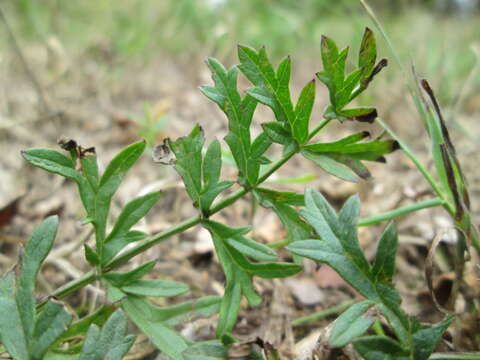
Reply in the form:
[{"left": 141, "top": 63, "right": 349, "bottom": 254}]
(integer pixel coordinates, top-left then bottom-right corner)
[{"left": 0, "top": 35, "right": 479, "bottom": 359}]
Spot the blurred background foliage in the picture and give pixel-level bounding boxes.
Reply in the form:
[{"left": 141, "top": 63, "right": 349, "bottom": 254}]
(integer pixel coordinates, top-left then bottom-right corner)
[{"left": 1, "top": 0, "right": 479, "bottom": 110}]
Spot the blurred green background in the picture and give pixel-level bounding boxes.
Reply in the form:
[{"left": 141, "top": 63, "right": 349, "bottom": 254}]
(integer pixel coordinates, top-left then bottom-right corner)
[{"left": 1, "top": 0, "right": 479, "bottom": 120}]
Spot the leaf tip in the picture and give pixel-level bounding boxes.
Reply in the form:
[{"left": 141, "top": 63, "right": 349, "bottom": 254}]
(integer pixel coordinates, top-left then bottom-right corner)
[{"left": 392, "top": 140, "right": 400, "bottom": 152}]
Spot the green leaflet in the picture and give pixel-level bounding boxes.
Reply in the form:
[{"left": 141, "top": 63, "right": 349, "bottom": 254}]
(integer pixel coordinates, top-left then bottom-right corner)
[
  {"left": 302, "top": 132, "right": 399, "bottom": 182},
  {"left": 95, "top": 141, "right": 146, "bottom": 244},
  {"left": 168, "top": 125, "right": 233, "bottom": 215},
  {"left": 358, "top": 27, "right": 377, "bottom": 88},
  {"left": 78, "top": 309, "right": 135, "bottom": 360},
  {"left": 121, "top": 279, "right": 189, "bottom": 297},
  {"left": 329, "top": 300, "right": 376, "bottom": 348},
  {"left": 301, "top": 150, "right": 359, "bottom": 182}
]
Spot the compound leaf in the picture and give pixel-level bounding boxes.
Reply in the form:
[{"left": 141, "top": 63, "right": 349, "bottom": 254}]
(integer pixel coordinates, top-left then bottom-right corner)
[
  {"left": 238, "top": 45, "right": 294, "bottom": 124},
  {"left": 201, "top": 57, "right": 262, "bottom": 187},
  {"left": 287, "top": 190, "right": 375, "bottom": 298}
]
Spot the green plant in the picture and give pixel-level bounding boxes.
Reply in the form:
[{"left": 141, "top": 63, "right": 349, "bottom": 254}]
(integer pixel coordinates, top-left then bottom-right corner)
[
  {"left": 128, "top": 101, "right": 169, "bottom": 147},
  {"left": 3, "top": 27, "right": 475, "bottom": 359}
]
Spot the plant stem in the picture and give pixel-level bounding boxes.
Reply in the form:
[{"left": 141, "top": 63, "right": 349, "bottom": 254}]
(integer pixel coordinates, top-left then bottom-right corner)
[
  {"left": 104, "top": 215, "right": 202, "bottom": 271},
  {"left": 40, "top": 270, "right": 96, "bottom": 306},
  {"left": 429, "top": 353, "right": 480, "bottom": 360},
  {"left": 307, "top": 118, "right": 331, "bottom": 141},
  {"left": 372, "top": 320, "right": 385, "bottom": 337},
  {"left": 357, "top": 197, "right": 444, "bottom": 227},
  {"left": 358, "top": 0, "right": 404, "bottom": 71},
  {"left": 47, "top": 148, "right": 298, "bottom": 300},
  {"left": 292, "top": 300, "right": 356, "bottom": 326},
  {"left": 376, "top": 118, "right": 455, "bottom": 214}
]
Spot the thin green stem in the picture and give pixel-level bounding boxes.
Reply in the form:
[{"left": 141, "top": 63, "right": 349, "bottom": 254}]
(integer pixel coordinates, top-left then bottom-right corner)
[
  {"left": 429, "top": 353, "right": 480, "bottom": 360},
  {"left": 47, "top": 148, "right": 298, "bottom": 300},
  {"left": 307, "top": 118, "right": 332, "bottom": 142},
  {"left": 372, "top": 320, "right": 385, "bottom": 337},
  {"left": 358, "top": 0, "right": 404, "bottom": 71},
  {"left": 357, "top": 198, "right": 444, "bottom": 227},
  {"left": 40, "top": 270, "right": 96, "bottom": 306},
  {"left": 292, "top": 300, "right": 356, "bottom": 326},
  {"left": 376, "top": 118, "right": 454, "bottom": 214},
  {"left": 104, "top": 215, "right": 201, "bottom": 271}
]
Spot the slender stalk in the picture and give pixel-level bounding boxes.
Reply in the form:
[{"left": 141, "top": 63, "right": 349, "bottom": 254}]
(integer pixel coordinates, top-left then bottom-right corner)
[
  {"left": 372, "top": 320, "right": 385, "bottom": 337},
  {"left": 41, "top": 270, "right": 96, "bottom": 305},
  {"left": 47, "top": 148, "right": 298, "bottom": 300},
  {"left": 104, "top": 215, "right": 201, "bottom": 271},
  {"left": 307, "top": 118, "right": 332, "bottom": 141},
  {"left": 376, "top": 118, "right": 455, "bottom": 215},
  {"left": 358, "top": 0, "right": 404, "bottom": 71},
  {"left": 292, "top": 300, "right": 356, "bottom": 326},
  {"left": 429, "top": 353, "right": 480, "bottom": 360},
  {"left": 357, "top": 198, "right": 444, "bottom": 227}
]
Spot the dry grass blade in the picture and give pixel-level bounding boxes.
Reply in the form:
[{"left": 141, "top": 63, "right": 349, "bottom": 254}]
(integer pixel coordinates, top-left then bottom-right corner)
[{"left": 425, "top": 228, "right": 461, "bottom": 315}]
